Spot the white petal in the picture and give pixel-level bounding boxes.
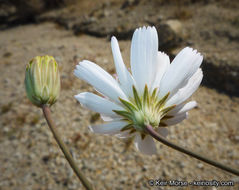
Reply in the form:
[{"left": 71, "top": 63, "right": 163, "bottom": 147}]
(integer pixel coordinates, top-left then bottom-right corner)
[
  {"left": 75, "top": 92, "right": 123, "bottom": 117},
  {"left": 130, "top": 26, "right": 158, "bottom": 95},
  {"left": 111, "top": 36, "right": 135, "bottom": 97},
  {"left": 156, "top": 127, "right": 169, "bottom": 137},
  {"left": 158, "top": 47, "right": 203, "bottom": 99},
  {"left": 167, "top": 101, "right": 197, "bottom": 115},
  {"left": 89, "top": 121, "right": 128, "bottom": 135},
  {"left": 74, "top": 60, "right": 128, "bottom": 103},
  {"left": 166, "top": 68, "right": 203, "bottom": 106},
  {"left": 163, "top": 112, "right": 188, "bottom": 126},
  {"left": 151, "top": 52, "right": 170, "bottom": 90},
  {"left": 134, "top": 133, "right": 157, "bottom": 155}
]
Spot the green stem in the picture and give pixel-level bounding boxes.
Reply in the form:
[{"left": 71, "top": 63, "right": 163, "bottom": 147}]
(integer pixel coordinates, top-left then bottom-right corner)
[
  {"left": 145, "top": 125, "right": 239, "bottom": 176},
  {"left": 42, "top": 105, "right": 94, "bottom": 190}
]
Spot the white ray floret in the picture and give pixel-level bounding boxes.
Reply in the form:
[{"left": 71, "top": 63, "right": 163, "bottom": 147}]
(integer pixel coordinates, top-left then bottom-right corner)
[{"left": 74, "top": 26, "right": 203, "bottom": 155}]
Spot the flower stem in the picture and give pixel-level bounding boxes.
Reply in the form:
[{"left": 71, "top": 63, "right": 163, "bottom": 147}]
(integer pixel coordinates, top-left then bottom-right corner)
[
  {"left": 145, "top": 125, "right": 239, "bottom": 176},
  {"left": 42, "top": 105, "right": 94, "bottom": 190}
]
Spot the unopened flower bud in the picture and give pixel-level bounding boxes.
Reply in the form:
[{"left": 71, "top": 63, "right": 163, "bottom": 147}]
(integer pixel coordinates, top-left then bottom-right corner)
[{"left": 25, "top": 55, "right": 60, "bottom": 107}]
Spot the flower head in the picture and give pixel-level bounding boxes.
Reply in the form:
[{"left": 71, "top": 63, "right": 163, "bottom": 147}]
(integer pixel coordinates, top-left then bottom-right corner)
[
  {"left": 74, "top": 26, "right": 203, "bottom": 155},
  {"left": 25, "top": 55, "right": 60, "bottom": 107}
]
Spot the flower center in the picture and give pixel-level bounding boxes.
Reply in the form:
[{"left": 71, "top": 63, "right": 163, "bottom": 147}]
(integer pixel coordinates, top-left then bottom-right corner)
[{"left": 113, "top": 85, "right": 175, "bottom": 136}]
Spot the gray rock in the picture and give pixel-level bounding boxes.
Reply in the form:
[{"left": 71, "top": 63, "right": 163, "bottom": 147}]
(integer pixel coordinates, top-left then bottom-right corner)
[
  {"left": 202, "top": 58, "right": 239, "bottom": 96},
  {"left": 155, "top": 20, "right": 182, "bottom": 51},
  {"left": 0, "top": 0, "right": 65, "bottom": 29}
]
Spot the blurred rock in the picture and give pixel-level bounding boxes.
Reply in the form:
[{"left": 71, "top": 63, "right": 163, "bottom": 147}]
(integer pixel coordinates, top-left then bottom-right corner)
[
  {"left": 121, "top": 0, "right": 140, "bottom": 9},
  {"left": 165, "top": 20, "right": 183, "bottom": 37},
  {"left": 202, "top": 58, "right": 239, "bottom": 96},
  {"left": 73, "top": 10, "right": 183, "bottom": 50},
  {"left": 156, "top": 20, "right": 183, "bottom": 51},
  {"left": 214, "top": 28, "right": 239, "bottom": 42},
  {"left": 0, "top": 0, "right": 66, "bottom": 29},
  {"left": 33, "top": 0, "right": 182, "bottom": 51},
  {"left": 0, "top": 3, "right": 16, "bottom": 18},
  {"left": 73, "top": 17, "right": 136, "bottom": 40}
]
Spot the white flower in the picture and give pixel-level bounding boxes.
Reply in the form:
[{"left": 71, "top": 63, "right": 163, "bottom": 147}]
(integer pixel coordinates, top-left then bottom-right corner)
[{"left": 74, "top": 26, "right": 203, "bottom": 155}]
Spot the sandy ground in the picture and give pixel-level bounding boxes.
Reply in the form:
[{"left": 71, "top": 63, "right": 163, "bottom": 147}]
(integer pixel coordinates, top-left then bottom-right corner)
[{"left": 0, "top": 22, "right": 238, "bottom": 190}]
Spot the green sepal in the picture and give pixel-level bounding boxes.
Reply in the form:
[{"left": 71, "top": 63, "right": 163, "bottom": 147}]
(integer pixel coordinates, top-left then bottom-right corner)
[
  {"left": 160, "top": 104, "right": 176, "bottom": 117},
  {"left": 132, "top": 85, "right": 142, "bottom": 109},
  {"left": 119, "top": 97, "right": 137, "bottom": 112},
  {"left": 156, "top": 92, "right": 170, "bottom": 110},
  {"left": 151, "top": 88, "right": 158, "bottom": 102},
  {"left": 161, "top": 115, "right": 174, "bottom": 119},
  {"left": 129, "top": 128, "right": 136, "bottom": 134},
  {"left": 143, "top": 85, "right": 149, "bottom": 108},
  {"left": 120, "top": 123, "right": 133, "bottom": 132},
  {"left": 113, "top": 110, "right": 133, "bottom": 120}
]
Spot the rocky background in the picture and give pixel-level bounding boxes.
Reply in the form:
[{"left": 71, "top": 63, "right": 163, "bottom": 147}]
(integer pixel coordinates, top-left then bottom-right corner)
[{"left": 0, "top": 0, "right": 239, "bottom": 189}]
